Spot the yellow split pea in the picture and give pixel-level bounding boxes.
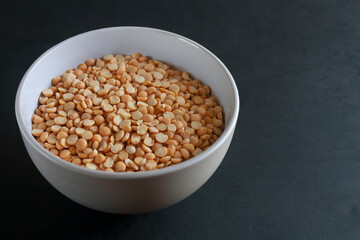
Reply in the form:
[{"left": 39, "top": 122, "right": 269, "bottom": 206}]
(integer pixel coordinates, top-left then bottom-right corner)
[{"left": 31, "top": 52, "right": 224, "bottom": 172}]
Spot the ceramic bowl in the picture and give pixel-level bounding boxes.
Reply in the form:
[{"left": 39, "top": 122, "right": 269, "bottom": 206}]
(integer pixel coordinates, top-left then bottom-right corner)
[{"left": 15, "top": 27, "right": 239, "bottom": 214}]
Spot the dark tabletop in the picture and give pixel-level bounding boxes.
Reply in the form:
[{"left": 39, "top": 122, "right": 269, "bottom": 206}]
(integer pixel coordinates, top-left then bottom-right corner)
[{"left": 2, "top": 0, "right": 360, "bottom": 239}]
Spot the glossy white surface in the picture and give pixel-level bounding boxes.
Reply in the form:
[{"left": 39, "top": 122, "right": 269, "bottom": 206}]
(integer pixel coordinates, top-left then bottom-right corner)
[{"left": 15, "top": 27, "right": 239, "bottom": 213}]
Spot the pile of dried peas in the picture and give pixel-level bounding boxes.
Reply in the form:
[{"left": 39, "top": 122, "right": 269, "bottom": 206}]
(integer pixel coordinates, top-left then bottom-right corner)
[{"left": 31, "top": 53, "right": 224, "bottom": 172}]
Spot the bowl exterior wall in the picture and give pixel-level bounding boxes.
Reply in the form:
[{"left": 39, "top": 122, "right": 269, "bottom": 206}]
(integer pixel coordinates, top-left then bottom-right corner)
[{"left": 22, "top": 130, "right": 234, "bottom": 213}]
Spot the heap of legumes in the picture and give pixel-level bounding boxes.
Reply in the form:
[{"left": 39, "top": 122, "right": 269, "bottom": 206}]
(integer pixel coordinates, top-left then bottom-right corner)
[{"left": 31, "top": 53, "right": 224, "bottom": 172}]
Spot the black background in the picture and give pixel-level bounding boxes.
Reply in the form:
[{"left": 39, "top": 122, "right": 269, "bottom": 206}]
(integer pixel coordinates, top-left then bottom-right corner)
[{"left": 2, "top": 0, "right": 360, "bottom": 239}]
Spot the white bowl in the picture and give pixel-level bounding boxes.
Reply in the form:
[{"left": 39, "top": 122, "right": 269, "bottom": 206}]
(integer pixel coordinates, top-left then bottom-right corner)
[{"left": 15, "top": 27, "right": 239, "bottom": 214}]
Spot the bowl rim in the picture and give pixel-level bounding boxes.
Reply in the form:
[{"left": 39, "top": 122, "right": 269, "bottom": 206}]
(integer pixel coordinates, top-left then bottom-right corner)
[{"left": 15, "top": 26, "right": 240, "bottom": 179}]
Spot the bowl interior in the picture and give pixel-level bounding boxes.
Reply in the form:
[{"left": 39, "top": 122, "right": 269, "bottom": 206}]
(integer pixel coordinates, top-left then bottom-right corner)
[{"left": 17, "top": 27, "right": 238, "bottom": 161}]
